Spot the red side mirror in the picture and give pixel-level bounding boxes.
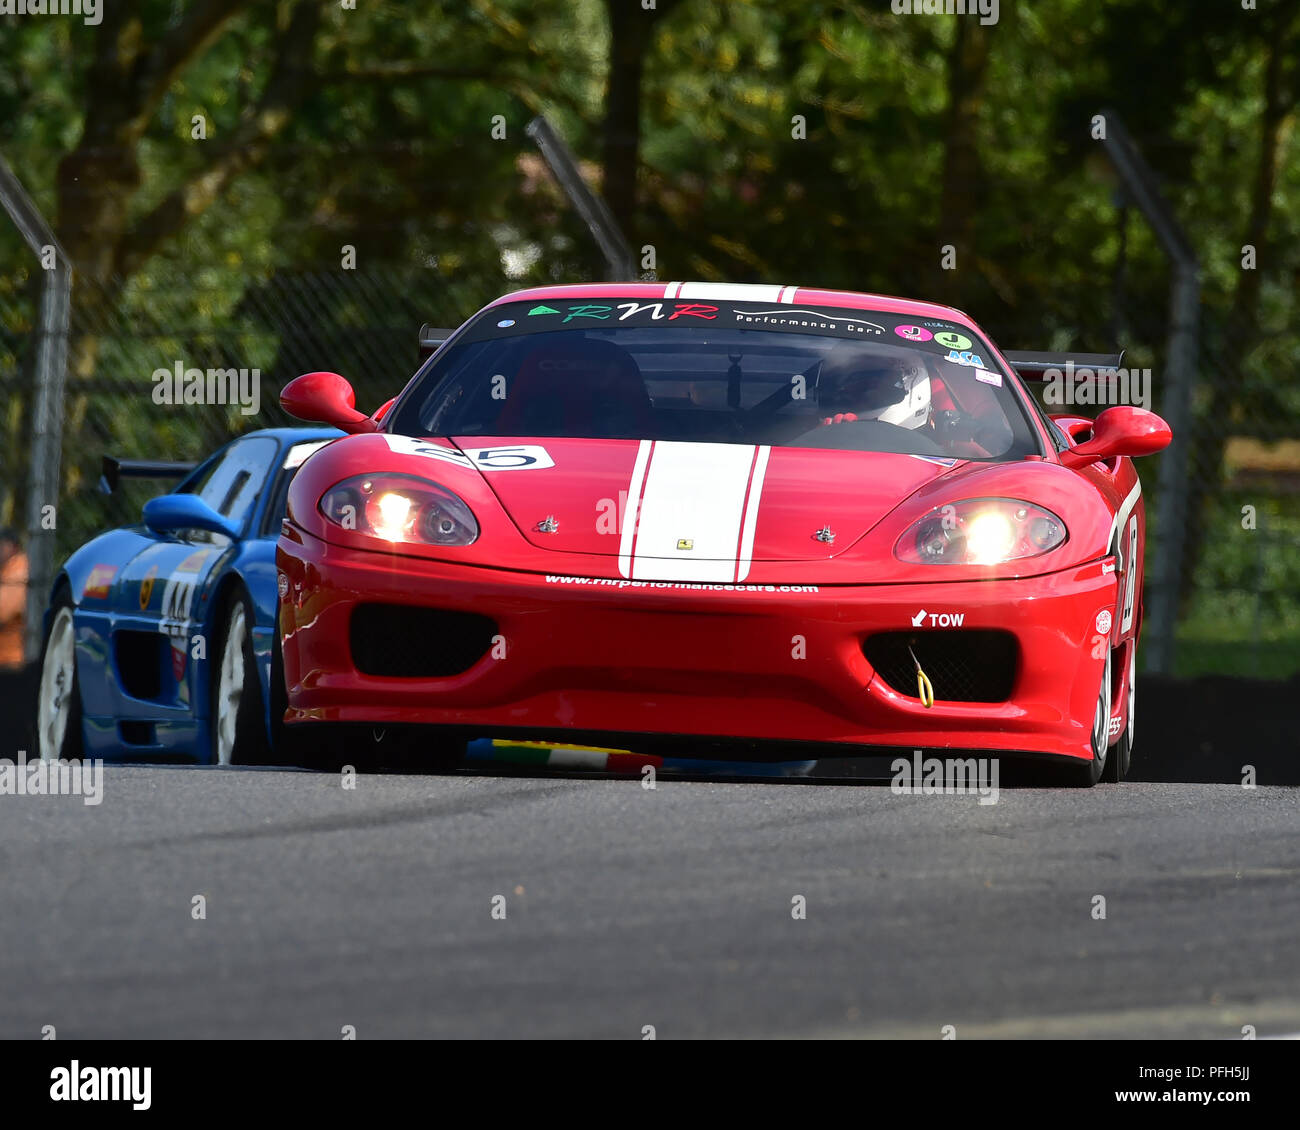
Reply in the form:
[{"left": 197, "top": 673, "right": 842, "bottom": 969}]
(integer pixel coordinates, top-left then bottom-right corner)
[
  {"left": 280, "top": 372, "right": 377, "bottom": 434},
  {"left": 1060, "top": 406, "right": 1171, "bottom": 468}
]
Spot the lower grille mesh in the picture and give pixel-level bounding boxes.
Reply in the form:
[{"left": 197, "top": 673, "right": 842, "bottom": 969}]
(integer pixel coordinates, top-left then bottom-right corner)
[
  {"left": 863, "top": 630, "right": 1018, "bottom": 702},
  {"left": 350, "top": 604, "right": 497, "bottom": 677}
]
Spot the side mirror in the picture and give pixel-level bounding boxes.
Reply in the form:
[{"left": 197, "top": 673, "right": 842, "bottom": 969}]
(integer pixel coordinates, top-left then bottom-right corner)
[
  {"left": 143, "top": 494, "right": 241, "bottom": 541},
  {"left": 281, "top": 372, "right": 378, "bottom": 434},
  {"left": 1059, "top": 406, "right": 1171, "bottom": 468}
]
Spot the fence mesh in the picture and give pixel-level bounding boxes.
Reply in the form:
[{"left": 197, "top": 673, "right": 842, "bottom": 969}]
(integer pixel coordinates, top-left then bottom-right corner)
[{"left": 1, "top": 235, "right": 1296, "bottom": 678}]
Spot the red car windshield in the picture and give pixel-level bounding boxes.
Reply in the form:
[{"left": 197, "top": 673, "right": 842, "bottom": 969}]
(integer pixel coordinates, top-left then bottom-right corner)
[{"left": 390, "top": 300, "right": 1042, "bottom": 461}]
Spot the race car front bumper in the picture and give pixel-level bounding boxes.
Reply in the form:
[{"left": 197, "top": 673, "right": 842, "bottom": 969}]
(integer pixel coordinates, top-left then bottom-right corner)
[{"left": 278, "top": 528, "right": 1119, "bottom": 762}]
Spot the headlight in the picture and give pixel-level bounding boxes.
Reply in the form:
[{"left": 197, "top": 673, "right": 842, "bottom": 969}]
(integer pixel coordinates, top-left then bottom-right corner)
[
  {"left": 895, "top": 498, "right": 1066, "bottom": 565},
  {"left": 320, "top": 474, "right": 479, "bottom": 546}
]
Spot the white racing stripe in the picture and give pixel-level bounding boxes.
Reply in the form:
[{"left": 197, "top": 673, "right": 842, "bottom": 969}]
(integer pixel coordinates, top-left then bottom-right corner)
[
  {"left": 662, "top": 282, "right": 795, "bottom": 304},
  {"left": 618, "top": 439, "right": 654, "bottom": 577},
  {"left": 736, "top": 444, "right": 771, "bottom": 581},
  {"left": 620, "top": 441, "right": 771, "bottom": 581}
]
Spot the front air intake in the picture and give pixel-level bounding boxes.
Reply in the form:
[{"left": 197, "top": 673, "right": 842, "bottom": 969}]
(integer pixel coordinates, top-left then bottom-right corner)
[
  {"left": 863, "top": 630, "right": 1018, "bottom": 703},
  {"left": 350, "top": 604, "right": 498, "bottom": 678}
]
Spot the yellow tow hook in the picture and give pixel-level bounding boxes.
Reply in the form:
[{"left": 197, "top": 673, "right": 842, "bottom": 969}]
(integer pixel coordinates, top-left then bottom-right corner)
[{"left": 908, "top": 644, "right": 935, "bottom": 708}]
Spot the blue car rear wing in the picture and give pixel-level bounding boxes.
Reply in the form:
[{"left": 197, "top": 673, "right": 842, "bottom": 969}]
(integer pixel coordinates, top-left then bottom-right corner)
[{"left": 99, "top": 456, "right": 197, "bottom": 495}]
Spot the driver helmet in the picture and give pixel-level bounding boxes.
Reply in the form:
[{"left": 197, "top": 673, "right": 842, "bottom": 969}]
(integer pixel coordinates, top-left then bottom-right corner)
[{"left": 816, "top": 345, "right": 931, "bottom": 429}]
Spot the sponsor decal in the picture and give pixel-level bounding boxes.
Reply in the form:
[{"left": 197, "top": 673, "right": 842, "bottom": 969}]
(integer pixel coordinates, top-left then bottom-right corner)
[
  {"left": 1120, "top": 513, "right": 1139, "bottom": 633},
  {"left": 1096, "top": 609, "right": 1113, "bottom": 635},
  {"left": 945, "top": 349, "right": 986, "bottom": 369},
  {"left": 138, "top": 565, "right": 158, "bottom": 610},
  {"left": 732, "top": 308, "right": 884, "bottom": 334},
  {"left": 974, "top": 369, "right": 1002, "bottom": 386},
  {"left": 160, "top": 578, "right": 196, "bottom": 638},
  {"left": 934, "top": 331, "right": 972, "bottom": 351},
  {"left": 527, "top": 305, "right": 561, "bottom": 316},
  {"left": 172, "top": 640, "right": 188, "bottom": 686},
  {"left": 533, "top": 302, "right": 726, "bottom": 325},
  {"left": 379, "top": 434, "right": 555, "bottom": 471},
  {"left": 83, "top": 565, "right": 117, "bottom": 600},
  {"left": 676, "top": 539, "right": 694, "bottom": 550},
  {"left": 154, "top": 550, "right": 215, "bottom": 640},
  {"left": 911, "top": 608, "right": 966, "bottom": 627},
  {"left": 562, "top": 304, "right": 612, "bottom": 323},
  {"left": 894, "top": 324, "right": 933, "bottom": 342},
  {"left": 177, "top": 549, "right": 213, "bottom": 574},
  {"left": 496, "top": 319, "right": 516, "bottom": 328},
  {"left": 545, "top": 575, "right": 821, "bottom": 594}
]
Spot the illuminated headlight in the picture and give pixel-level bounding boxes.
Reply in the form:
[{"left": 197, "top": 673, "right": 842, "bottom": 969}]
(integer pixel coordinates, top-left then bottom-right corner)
[
  {"left": 896, "top": 499, "right": 1066, "bottom": 565},
  {"left": 320, "top": 474, "right": 478, "bottom": 546}
]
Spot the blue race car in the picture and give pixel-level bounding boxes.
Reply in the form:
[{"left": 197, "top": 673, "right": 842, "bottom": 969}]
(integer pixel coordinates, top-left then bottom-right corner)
[{"left": 36, "top": 427, "right": 341, "bottom": 765}]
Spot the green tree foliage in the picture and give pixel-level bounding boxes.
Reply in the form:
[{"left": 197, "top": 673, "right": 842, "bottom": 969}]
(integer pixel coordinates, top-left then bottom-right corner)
[{"left": 0, "top": 0, "right": 1295, "bottom": 627}]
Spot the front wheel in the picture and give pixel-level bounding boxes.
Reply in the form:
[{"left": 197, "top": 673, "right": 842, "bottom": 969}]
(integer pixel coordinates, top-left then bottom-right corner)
[
  {"left": 36, "top": 590, "right": 83, "bottom": 761},
  {"left": 1061, "top": 650, "right": 1112, "bottom": 787},
  {"left": 1103, "top": 645, "right": 1136, "bottom": 782},
  {"left": 210, "top": 589, "right": 270, "bottom": 766}
]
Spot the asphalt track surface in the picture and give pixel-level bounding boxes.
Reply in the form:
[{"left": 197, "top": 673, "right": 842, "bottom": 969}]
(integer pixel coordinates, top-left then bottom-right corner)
[{"left": 2, "top": 758, "right": 1297, "bottom": 1040}]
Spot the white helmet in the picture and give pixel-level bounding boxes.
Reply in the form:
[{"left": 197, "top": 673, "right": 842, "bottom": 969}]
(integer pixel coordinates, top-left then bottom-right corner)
[{"left": 817, "top": 347, "right": 931, "bottom": 430}]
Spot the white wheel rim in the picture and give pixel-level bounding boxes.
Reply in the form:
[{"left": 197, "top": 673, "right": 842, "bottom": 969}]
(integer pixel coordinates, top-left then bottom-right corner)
[
  {"left": 38, "top": 607, "right": 76, "bottom": 762},
  {"left": 1126, "top": 646, "right": 1136, "bottom": 748},
  {"left": 1092, "top": 653, "right": 1111, "bottom": 761},
  {"left": 216, "top": 604, "right": 247, "bottom": 766}
]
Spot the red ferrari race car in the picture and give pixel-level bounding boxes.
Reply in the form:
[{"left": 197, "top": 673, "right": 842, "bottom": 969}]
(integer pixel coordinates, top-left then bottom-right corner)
[{"left": 277, "top": 283, "right": 1170, "bottom": 785}]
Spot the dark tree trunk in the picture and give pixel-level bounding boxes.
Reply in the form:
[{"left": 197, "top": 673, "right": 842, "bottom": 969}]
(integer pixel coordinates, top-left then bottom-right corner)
[
  {"left": 601, "top": 0, "right": 680, "bottom": 247},
  {"left": 932, "top": 19, "right": 991, "bottom": 299}
]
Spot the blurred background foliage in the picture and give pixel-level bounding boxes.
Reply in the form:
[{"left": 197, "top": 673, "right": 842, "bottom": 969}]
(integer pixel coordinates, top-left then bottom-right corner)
[{"left": 0, "top": 0, "right": 1296, "bottom": 675}]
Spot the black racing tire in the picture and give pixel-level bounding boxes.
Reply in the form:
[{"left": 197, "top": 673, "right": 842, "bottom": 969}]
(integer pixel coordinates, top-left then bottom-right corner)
[
  {"left": 1103, "top": 645, "right": 1135, "bottom": 782},
  {"left": 1061, "top": 649, "right": 1112, "bottom": 787}
]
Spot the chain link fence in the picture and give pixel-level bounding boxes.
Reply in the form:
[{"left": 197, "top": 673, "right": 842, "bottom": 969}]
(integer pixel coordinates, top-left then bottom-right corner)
[{"left": 2, "top": 215, "right": 1297, "bottom": 679}]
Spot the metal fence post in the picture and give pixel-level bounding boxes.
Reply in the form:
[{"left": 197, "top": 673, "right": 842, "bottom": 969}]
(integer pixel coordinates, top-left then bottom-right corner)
[
  {"left": 0, "top": 154, "right": 72, "bottom": 661},
  {"left": 1097, "top": 110, "right": 1201, "bottom": 675},
  {"left": 526, "top": 116, "right": 636, "bottom": 280}
]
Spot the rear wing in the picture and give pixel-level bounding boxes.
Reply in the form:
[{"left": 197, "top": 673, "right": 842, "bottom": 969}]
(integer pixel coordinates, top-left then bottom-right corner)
[
  {"left": 99, "top": 456, "right": 197, "bottom": 495},
  {"left": 418, "top": 324, "right": 458, "bottom": 362},
  {"left": 1002, "top": 350, "right": 1125, "bottom": 379}
]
